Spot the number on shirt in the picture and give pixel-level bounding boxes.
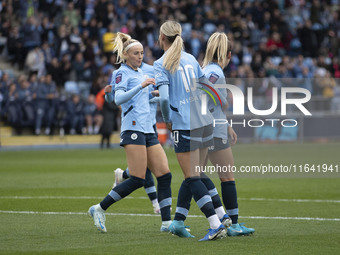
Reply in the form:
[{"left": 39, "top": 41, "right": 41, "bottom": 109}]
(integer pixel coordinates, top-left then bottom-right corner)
[{"left": 178, "top": 65, "right": 196, "bottom": 92}]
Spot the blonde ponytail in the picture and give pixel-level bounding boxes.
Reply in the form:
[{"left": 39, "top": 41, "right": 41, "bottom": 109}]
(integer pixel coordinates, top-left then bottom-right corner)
[
  {"left": 160, "top": 21, "right": 183, "bottom": 73},
  {"left": 113, "top": 32, "right": 140, "bottom": 64},
  {"left": 202, "top": 32, "right": 230, "bottom": 69}
]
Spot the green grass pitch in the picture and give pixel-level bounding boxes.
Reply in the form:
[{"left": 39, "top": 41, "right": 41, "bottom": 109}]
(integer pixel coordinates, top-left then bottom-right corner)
[{"left": 0, "top": 143, "right": 339, "bottom": 254}]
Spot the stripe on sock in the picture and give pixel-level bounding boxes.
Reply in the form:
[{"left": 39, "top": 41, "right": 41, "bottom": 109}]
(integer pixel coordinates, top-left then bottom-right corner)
[
  {"left": 226, "top": 208, "right": 239, "bottom": 215},
  {"left": 175, "top": 207, "right": 189, "bottom": 217},
  {"left": 108, "top": 190, "right": 122, "bottom": 202},
  {"left": 145, "top": 186, "right": 157, "bottom": 194},
  {"left": 196, "top": 195, "right": 212, "bottom": 209},
  {"left": 208, "top": 188, "right": 218, "bottom": 197},
  {"left": 159, "top": 197, "right": 172, "bottom": 209}
]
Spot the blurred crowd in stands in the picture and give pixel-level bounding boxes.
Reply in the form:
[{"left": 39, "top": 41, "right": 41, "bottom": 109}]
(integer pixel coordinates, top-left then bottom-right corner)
[{"left": 0, "top": 0, "right": 339, "bottom": 136}]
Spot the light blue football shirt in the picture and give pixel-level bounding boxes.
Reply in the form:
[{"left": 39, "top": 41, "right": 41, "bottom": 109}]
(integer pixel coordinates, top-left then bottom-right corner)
[
  {"left": 140, "top": 62, "right": 157, "bottom": 126},
  {"left": 105, "top": 69, "right": 118, "bottom": 103},
  {"left": 203, "top": 62, "right": 229, "bottom": 139},
  {"left": 154, "top": 51, "right": 213, "bottom": 130},
  {"left": 113, "top": 64, "right": 154, "bottom": 134}
]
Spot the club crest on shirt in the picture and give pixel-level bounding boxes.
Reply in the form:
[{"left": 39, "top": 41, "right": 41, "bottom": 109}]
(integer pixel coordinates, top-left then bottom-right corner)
[
  {"left": 208, "top": 73, "right": 219, "bottom": 84},
  {"left": 115, "top": 73, "right": 122, "bottom": 84},
  {"left": 131, "top": 133, "right": 138, "bottom": 140}
]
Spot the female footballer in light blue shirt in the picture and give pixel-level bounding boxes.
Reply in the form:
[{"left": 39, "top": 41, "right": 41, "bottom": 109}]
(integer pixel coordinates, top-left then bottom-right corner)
[
  {"left": 107, "top": 62, "right": 163, "bottom": 215},
  {"left": 155, "top": 20, "right": 227, "bottom": 241},
  {"left": 202, "top": 32, "right": 254, "bottom": 236},
  {"left": 88, "top": 33, "right": 172, "bottom": 233}
]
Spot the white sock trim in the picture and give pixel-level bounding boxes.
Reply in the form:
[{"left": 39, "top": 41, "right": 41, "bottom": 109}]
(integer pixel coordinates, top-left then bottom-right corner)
[
  {"left": 161, "top": 220, "right": 172, "bottom": 227},
  {"left": 207, "top": 214, "right": 221, "bottom": 229},
  {"left": 215, "top": 206, "right": 226, "bottom": 219}
]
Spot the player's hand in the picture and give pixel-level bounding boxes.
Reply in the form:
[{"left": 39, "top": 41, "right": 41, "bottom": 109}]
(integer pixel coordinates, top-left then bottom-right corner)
[
  {"left": 228, "top": 126, "right": 237, "bottom": 145},
  {"left": 141, "top": 78, "right": 155, "bottom": 88},
  {"left": 104, "top": 85, "right": 112, "bottom": 93},
  {"left": 166, "top": 122, "right": 172, "bottom": 132},
  {"left": 151, "top": 90, "right": 159, "bottom": 97}
]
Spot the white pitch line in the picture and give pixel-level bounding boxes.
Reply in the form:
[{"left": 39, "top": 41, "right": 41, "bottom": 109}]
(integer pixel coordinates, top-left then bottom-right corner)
[
  {"left": 0, "top": 210, "right": 339, "bottom": 222},
  {"left": 0, "top": 196, "right": 339, "bottom": 203},
  {"left": 238, "top": 198, "right": 340, "bottom": 203},
  {"left": 0, "top": 196, "right": 146, "bottom": 200}
]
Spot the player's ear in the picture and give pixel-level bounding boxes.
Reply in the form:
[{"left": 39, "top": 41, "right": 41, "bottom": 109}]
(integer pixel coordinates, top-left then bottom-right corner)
[
  {"left": 123, "top": 51, "right": 128, "bottom": 59},
  {"left": 160, "top": 33, "right": 166, "bottom": 41},
  {"left": 227, "top": 51, "right": 232, "bottom": 59}
]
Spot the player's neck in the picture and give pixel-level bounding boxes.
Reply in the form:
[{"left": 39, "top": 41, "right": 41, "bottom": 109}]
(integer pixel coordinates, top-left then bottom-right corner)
[
  {"left": 163, "top": 43, "right": 171, "bottom": 52},
  {"left": 125, "top": 62, "right": 138, "bottom": 71}
]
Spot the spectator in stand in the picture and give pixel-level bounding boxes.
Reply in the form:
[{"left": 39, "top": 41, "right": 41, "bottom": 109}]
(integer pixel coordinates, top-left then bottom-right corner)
[
  {"left": 35, "top": 74, "right": 57, "bottom": 135},
  {"left": 0, "top": 85, "right": 2, "bottom": 117},
  {"left": 100, "top": 94, "right": 118, "bottom": 149},
  {"left": 102, "top": 23, "right": 117, "bottom": 59},
  {"left": 28, "top": 73, "right": 39, "bottom": 92},
  {"left": 63, "top": 2, "right": 81, "bottom": 28},
  {"left": 55, "top": 24, "right": 71, "bottom": 59},
  {"left": 320, "top": 71, "right": 336, "bottom": 110},
  {"left": 17, "top": 77, "right": 35, "bottom": 129},
  {"left": 6, "top": 26, "right": 25, "bottom": 69},
  {"left": 298, "top": 19, "right": 319, "bottom": 58},
  {"left": 82, "top": 0, "right": 96, "bottom": 22},
  {"left": 103, "top": 2, "right": 117, "bottom": 28},
  {"left": 69, "top": 26, "right": 83, "bottom": 54},
  {"left": 94, "top": 0, "right": 109, "bottom": 25},
  {"left": 90, "top": 75, "right": 105, "bottom": 96},
  {"left": 59, "top": 53, "right": 72, "bottom": 87},
  {"left": 190, "top": 30, "right": 203, "bottom": 59},
  {"left": 0, "top": 72, "right": 11, "bottom": 97},
  {"left": 251, "top": 52, "right": 263, "bottom": 75},
  {"left": 21, "top": 16, "right": 42, "bottom": 55},
  {"left": 84, "top": 94, "right": 103, "bottom": 135},
  {"left": 40, "top": 16, "right": 56, "bottom": 46},
  {"left": 25, "top": 46, "right": 45, "bottom": 78},
  {"left": 330, "top": 57, "right": 340, "bottom": 78},
  {"left": 266, "top": 32, "right": 285, "bottom": 56},
  {"left": 67, "top": 94, "right": 85, "bottom": 135},
  {"left": 5, "top": 82, "right": 20, "bottom": 129},
  {"left": 41, "top": 41, "right": 55, "bottom": 66},
  {"left": 72, "top": 51, "right": 91, "bottom": 82},
  {"left": 0, "top": 72, "right": 12, "bottom": 118},
  {"left": 86, "top": 17, "right": 100, "bottom": 40},
  {"left": 46, "top": 57, "right": 63, "bottom": 90},
  {"left": 72, "top": 51, "right": 93, "bottom": 98}
]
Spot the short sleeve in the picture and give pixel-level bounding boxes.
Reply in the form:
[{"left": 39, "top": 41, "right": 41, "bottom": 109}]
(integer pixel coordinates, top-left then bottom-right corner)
[
  {"left": 113, "top": 70, "right": 128, "bottom": 92},
  {"left": 207, "top": 71, "right": 227, "bottom": 98},
  {"left": 110, "top": 71, "right": 117, "bottom": 86},
  {"left": 154, "top": 61, "right": 170, "bottom": 88},
  {"left": 206, "top": 72, "right": 220, "bottom": 84},
  {"left": 196, "top": 61, "right": 204, "bottom": 79}
]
